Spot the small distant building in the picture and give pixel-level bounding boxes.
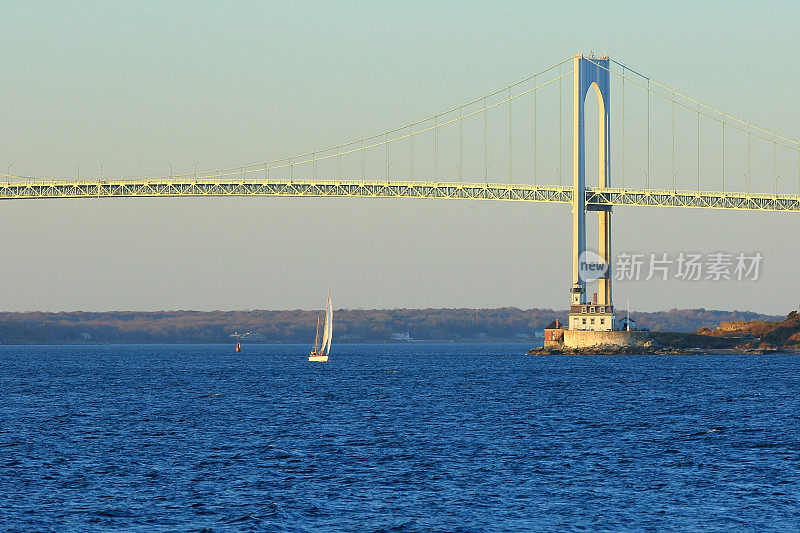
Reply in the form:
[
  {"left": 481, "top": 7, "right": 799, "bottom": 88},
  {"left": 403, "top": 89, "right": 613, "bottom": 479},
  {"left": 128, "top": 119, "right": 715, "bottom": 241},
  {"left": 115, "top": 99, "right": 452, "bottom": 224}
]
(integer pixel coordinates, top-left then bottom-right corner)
[
  {"left": 391, "top": 332, "right": 412, "bottom": 341},
  {"left": 618, "top": 316, "right": 636, "bottom": 331},
  {"left": 544, "top": 319, "right": 565, "bottom": 346},
  {"left": 230, "top": 331, "right": 267, "bottom": 342}
]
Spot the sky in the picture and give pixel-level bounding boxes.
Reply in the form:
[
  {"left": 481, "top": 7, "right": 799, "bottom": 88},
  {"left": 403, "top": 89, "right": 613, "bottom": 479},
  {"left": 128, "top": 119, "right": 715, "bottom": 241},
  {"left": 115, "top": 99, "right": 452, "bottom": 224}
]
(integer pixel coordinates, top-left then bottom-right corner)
[{"left": 0, "top": 0, "right": 799, "bottom": 314}]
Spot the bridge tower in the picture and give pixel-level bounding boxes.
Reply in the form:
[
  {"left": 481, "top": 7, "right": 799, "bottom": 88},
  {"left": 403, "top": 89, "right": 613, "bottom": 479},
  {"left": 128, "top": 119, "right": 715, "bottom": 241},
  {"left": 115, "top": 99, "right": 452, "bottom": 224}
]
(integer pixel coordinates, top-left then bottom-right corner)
[{"left": 569, "top": 52, "right": 615, "bottom": 331}]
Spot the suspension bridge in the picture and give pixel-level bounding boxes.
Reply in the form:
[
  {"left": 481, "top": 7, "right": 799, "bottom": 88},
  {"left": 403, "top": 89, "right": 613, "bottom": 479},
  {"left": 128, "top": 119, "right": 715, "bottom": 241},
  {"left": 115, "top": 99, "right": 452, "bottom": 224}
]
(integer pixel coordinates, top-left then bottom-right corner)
[
  {"left": 4, "top": 52, "right": 799, "bottom": 329},
  {"left": 2, "top": 179, "right": 798, "bottom": 211}
]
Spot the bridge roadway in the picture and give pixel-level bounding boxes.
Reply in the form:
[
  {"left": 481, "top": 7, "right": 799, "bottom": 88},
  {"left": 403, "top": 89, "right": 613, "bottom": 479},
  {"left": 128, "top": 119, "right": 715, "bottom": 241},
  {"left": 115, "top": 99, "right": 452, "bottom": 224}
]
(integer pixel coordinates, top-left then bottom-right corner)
[{"left": 1, "top": 178, "right": 799, "bottom": 212}]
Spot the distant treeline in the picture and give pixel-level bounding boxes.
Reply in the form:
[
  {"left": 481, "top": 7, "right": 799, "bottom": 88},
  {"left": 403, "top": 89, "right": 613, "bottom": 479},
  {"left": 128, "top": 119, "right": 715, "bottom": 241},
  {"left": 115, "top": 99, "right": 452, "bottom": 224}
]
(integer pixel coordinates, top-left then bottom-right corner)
[{"left": 0, "top": 308, "right": 782, "bottom": 344}]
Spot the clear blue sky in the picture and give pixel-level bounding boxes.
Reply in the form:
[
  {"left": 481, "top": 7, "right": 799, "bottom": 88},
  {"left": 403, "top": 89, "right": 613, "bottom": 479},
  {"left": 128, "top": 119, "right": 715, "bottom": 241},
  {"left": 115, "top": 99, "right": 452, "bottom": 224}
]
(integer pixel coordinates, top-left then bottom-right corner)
[{"left": 0, "top": 1, "right": 798, "bottom": 314}]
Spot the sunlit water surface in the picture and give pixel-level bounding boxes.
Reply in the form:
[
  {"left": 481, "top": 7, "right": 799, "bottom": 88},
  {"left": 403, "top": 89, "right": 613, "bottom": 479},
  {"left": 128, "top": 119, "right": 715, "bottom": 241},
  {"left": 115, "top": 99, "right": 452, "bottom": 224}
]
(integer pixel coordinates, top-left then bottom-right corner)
[{"left": 1, "top": 343, "right": 798, "bottom": 531}]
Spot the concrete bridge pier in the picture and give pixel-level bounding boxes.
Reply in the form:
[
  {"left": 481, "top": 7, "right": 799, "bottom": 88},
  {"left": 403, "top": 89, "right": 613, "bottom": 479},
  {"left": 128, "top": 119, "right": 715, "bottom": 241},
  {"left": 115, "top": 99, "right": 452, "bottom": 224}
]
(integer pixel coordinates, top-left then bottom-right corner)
[{"left": 569, "top": 52, "right": 614, "bottom": 331}]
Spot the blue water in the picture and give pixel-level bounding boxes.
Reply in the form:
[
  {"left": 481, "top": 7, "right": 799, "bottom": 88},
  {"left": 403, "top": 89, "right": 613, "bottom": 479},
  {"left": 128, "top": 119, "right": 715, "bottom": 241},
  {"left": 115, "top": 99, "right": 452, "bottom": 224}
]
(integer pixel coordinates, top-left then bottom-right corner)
[{"left": 1, "top": 343, "right": 799, "bottom": 531}]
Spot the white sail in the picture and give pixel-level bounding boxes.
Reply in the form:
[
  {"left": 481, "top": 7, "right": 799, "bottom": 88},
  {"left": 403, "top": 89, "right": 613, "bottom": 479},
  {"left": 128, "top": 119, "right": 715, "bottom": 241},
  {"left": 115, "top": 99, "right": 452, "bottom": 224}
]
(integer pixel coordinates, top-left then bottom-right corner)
[
  {"left": 313, "top": 316, "right": 321, "bottom": 353},
  {"left": 324, "top": 293, "right": 333, "bottom": 355},
  {"left": 320, "top": 293, "right": 331, "bottom": 355}
]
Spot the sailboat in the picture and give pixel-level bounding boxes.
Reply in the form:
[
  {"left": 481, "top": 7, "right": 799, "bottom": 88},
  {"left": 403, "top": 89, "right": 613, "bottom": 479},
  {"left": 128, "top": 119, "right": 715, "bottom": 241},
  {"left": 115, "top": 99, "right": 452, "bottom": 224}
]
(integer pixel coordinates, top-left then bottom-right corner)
[{"left": 309, "top": 292, "right": 333, "bottom": 362}]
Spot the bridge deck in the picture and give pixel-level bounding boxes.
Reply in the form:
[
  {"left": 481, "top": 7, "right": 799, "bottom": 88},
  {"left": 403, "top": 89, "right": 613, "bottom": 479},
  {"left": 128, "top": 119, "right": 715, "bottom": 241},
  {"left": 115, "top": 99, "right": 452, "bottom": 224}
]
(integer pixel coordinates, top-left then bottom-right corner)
[{"left": 2, "top": 179, "right": 799, "bottom": 212}]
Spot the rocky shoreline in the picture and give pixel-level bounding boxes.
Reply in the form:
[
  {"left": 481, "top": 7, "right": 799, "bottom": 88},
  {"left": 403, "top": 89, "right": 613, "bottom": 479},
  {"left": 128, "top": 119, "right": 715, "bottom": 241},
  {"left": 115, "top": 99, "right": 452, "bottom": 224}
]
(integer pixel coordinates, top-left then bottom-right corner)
[{"left": 528, "top": 345, "right": 784, "bottom": 356}]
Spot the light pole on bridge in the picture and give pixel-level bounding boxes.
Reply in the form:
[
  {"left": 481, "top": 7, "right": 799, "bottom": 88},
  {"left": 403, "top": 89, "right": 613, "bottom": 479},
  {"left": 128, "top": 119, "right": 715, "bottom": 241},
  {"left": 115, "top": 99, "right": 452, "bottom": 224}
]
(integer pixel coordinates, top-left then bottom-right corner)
[
  {"left": 7, "top": 164, "right": 11, "bottom": 178},
  {"left": 100, "top": 162, "right": 106, "bottom": 181},
  {"left": 484, "top": 163, "right": 492, "bottom": 185},
  {"left": 194, "top": 161, "right": 199, "bottom": 182},
  {"left": 169, "top": 163, "right": 173, "bottom": 178},
  {"left": 74, "top": 164, "right": 80, "bottom": 180}
]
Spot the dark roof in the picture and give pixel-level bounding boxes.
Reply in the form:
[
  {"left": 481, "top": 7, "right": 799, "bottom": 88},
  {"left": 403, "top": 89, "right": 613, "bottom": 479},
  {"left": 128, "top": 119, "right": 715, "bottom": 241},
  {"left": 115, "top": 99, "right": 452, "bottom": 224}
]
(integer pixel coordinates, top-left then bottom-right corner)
[{"left": 545, "top": 319, "right": 564, "bottom": 330}]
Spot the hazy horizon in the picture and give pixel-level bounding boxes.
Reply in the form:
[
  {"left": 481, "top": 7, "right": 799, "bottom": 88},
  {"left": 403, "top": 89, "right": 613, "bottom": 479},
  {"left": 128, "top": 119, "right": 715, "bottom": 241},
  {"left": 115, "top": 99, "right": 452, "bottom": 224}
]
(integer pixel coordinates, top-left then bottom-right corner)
[{"left": 0, "top": 305, "right": 787, "bottom": 318}]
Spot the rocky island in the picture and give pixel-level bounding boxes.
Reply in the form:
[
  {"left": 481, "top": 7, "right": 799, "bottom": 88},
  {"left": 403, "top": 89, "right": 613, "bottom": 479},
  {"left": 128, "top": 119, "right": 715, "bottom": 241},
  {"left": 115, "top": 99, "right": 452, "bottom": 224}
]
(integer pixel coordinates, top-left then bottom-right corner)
[{"left": 529, "top": 310, "right": 800, "bottom": 355}]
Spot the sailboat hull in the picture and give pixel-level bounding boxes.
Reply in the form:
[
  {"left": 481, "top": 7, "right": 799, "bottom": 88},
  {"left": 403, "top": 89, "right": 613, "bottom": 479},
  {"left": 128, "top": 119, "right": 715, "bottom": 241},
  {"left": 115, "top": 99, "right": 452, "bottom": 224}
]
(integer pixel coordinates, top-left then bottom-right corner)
[{"left": 308, "top": 354, "right": 328, "bottom": 362}]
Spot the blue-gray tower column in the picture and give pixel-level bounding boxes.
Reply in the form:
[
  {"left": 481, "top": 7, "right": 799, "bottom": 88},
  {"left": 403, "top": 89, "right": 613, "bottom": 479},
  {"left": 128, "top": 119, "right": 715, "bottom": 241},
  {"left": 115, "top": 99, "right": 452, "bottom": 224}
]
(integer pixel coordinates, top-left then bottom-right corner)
[{"left": 571, "top": 53, "right": 612, "bottom": 307}]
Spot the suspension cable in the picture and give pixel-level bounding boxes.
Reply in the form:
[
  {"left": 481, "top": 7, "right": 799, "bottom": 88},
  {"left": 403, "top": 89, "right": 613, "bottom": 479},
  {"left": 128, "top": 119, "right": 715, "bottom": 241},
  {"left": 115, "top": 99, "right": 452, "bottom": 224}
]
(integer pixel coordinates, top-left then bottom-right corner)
[
  {"left": 533, "top": 73, "right": 537, "bottom": 185},
  {"left": 409, "top": 123, "right": 414, "bottom": 180},
  {"left": 458, "top": 107, "right": 463, "bottom": 182},
  {"left": 611, "top": 58, "right": 799, "bottom": 146},
  {"left": 558, "top": 62, "right": 562, "bottom": 186},
  {"left": 696, "top": 101, "right": 700, "bottom": 192},
  {"left": 646, "top": 77, "right": 650, "bottom": 189},
  {"left": 621, "top": 65, "right": 625, "bottom": 188},
  {"left": 672, "top": 89, "right": 675, "bottom": 190},
  {"left": 585, "top": 57, "right": 799, "bottom": 149},
  {"left": 161, "top": 57, "right": 574, "bottom": 181},
  {"left": 508, "top": 87, "right": 512, "bottom": 184}
]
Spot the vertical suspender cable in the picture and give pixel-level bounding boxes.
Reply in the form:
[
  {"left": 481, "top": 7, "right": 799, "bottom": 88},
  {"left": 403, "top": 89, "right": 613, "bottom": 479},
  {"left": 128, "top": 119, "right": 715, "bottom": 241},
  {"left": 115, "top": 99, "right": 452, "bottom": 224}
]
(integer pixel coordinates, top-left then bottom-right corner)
[
  {"left": 722, "top": 118, "right": 725, "bottom": 192},
  {"left": 360, "top": 141, "right": 365, "bottom": 179},
  {"left": 558, "top": 65, "right": 562, "bottom": 186},
  {"left": 773, "top": 132, "right": 777, "bottom": 195},
  {"left": 747, "top": 127, "right": 750, "bottom": 194},
  {"left": 483, "top": 96, "right": 488, "bottom": 183},
  {"left": 646, "top": 78, "right": 650, "bottom": 189},
  {"left": 533, "top": 74, "right": 537, "bottom": 186},
  {"left": 672, "top": 90, "right": 675, "bottom": 190},
  {"left": 337, "top": 147, "right": 341, "bottom": 179},
  {"left": 313, "top": 152, "right": 317, "bottom": 179},
  {"left": 385, "top": 131, "right": 389, "bottom": 182},
  {"left": 289, "top": 157, "right": 293, "bottom": 182},
  {"left": 622, "top": 66, "right": 625, "bottom": 188},
  {"left": 508, "top": 88, "right": 512, "bottom": 183},
  {"left": 410, "top": 123, "right": 414, "bottom": 180},
  {"left": 434, "top": 115, "right": 439, "bottom": 180},
  {"left": 459, "top": 108, "right": 463, "bottom": 182},
  {"left": 697, "top": 102, "right": 700, "bottom": 191}
]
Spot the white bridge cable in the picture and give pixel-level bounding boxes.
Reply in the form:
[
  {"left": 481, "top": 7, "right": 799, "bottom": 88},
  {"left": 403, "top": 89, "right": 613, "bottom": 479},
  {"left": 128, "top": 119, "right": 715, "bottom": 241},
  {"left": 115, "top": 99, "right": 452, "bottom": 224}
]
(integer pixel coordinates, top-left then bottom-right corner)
[
  {"left": 589, "top": 57, "right": 799, "bottom": 151},
  {"left": 149, "top": 57, "right": 576, "bottom": 182},
  {"left": 14, "top": 57, "right": 573, "bottom": 182},
  {"left": 12, "top": 54, "right": 798, "bottom": 185},
  {"left": 260, "top": 71, "right": 572, "bottom": 176},
  {"left": 611, "top": 59, "right": 800, "bottom": 149},
  {"left": 100, "top": 69, "right": 571, "bottom": 181},
  {"left": 603, "top": 56, "right": 800, "bottom": 194},
  {"left": 232, "top": 60, "right": 574, "bottom": 179}
]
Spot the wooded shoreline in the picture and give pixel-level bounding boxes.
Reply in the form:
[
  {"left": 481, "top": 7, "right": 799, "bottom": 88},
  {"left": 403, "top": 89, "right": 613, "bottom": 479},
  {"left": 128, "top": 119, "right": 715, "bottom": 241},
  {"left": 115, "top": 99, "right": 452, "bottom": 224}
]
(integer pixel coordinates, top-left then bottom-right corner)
[{"left": 0, "top": 308, "right": 780, "bottom": 344}]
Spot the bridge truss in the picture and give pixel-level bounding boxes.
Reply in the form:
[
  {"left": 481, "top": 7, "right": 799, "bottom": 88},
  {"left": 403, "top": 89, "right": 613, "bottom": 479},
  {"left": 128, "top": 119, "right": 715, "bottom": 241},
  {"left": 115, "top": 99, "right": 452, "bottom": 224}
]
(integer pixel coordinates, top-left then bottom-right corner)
[{"left": 1, "top": 178, "right": 798, "bottom": 212}]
